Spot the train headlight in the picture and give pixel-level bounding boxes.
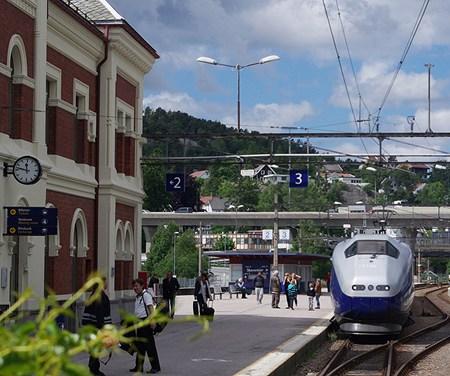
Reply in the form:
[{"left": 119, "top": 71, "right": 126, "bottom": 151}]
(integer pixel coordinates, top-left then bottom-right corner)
[
  {"left": 376, "top": 285, "right": 391, "bottom": 291},
  {"left": 367, "top": 284, "right": 374, "bottom": 291},
  {"left": 352, "top": 284, "right": 365, "bottom": 291}
]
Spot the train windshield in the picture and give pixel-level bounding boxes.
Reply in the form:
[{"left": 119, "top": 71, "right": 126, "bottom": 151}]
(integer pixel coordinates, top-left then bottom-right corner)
[{"left": 344, "top": 241, "right": 399, "bottom": 258}]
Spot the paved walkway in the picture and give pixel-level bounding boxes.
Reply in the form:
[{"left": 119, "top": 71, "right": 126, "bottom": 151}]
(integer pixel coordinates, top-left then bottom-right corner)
[{"left": 75, "top": 293, "right": 333, "bottom": 376}]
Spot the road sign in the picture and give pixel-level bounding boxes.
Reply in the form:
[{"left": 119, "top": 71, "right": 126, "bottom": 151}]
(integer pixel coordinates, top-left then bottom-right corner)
[
  {"left": 166, "top": 173, "right": 185, "bottom": 192},
  {"left": 289, "top": 170, "right": 308, "bottom": 188},
  {"left": 262, "top": 229, "right": 273, "bottom": 240},
  {"left": 4, "top": 207, "right": 58, "bottom": 236}
]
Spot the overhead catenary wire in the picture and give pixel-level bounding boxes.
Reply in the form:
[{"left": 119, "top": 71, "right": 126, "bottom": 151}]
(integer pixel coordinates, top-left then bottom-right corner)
[
  {"left": 322, "top": 0, "right": 358, "bottom": 126},
  {"left": 375, "top": 0, "right": 431, "bottom": 124}
]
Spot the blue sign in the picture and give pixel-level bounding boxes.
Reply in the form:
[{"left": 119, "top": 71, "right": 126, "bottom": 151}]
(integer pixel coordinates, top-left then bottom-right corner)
[
  {"left": 4, "top": 207, "right": 58, "bottom": 236},
  {"left": 165, "top": 173, "right": 185, "bottom": 192},
  {"left": 289, "top": 170, "right": 308, "bottom": 188}
]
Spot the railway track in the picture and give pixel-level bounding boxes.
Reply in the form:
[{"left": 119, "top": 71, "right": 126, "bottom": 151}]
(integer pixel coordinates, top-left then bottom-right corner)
[{"left": 316, "top": 286, "right": 450, "bottom": 376}]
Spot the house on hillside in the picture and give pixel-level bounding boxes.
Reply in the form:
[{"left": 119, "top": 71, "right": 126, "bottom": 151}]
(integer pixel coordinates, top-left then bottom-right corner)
[
  {"left": 323, "top": 164, "right": 343, "bottom": 174},
  {"left": 200, "top": 196, "right": 227, "bottom": 212},
  {"left": 240, "top": 164, "right": 278, "bottom": 180},
  {"left": 190, "top": 170, "right": 210, "bottom": 180},
  {"left": 398, "top": 163, "right": 431, "bottom": 178},
  {"left": 327, "top": 172, "right": 362, "bottom": 186},
  {"left": 262, "top": 174, "right": 289, "bottom": 184}
]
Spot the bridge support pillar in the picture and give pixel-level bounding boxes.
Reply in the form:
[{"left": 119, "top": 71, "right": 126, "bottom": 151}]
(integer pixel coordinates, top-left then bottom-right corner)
[{"left": 142, "top": 226, "right": 158, "bottom": 254}]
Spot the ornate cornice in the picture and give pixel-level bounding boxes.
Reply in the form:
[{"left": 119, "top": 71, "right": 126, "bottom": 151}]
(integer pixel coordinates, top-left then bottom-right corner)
[{"left": 7, "top": 0, "right": 36, "bottom": 18}]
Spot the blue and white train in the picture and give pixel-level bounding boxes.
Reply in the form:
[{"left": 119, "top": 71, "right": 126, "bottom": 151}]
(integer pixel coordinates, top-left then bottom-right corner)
[{"left": 330, "top": 234, "right": 414, "bottom": 335}]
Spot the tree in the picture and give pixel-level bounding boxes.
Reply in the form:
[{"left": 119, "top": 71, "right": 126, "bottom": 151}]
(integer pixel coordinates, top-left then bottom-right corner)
[
  {"left": 416, "top": 182, "right": 446, "bottom": 206},
  {"left": 144, "top": 223, "right": 179, "bottom": 276},
  {"left": 142, "top": 161, "right": 171, "bottom": 211},
  {"left": 213, "top": 235, "right": 235, "bottom": 251}
]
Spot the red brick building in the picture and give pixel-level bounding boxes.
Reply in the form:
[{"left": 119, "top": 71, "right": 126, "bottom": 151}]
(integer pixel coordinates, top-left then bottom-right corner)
[{"left": 0, "top": 0, "right": 158, "bottom": 314}]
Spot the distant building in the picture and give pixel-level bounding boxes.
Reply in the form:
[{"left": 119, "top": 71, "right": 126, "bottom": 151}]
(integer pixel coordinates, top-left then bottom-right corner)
[
  {"left": 240, "top": 164, "right": 277, "bottom": 180},
  {"left": 200, "top": 196, "right": 227, "bottom": 212},
  {"left": 323, "top": 164, "right": 343, "bottom": 173},
  {"left": 327, "top": 172, "right": 362, "bottom": 186},
  {"left": 262, "top": 174, "right": 289, "bottom": 184},
  {"left": 189, "top": 170, "right": 210, "bottom": 180}
]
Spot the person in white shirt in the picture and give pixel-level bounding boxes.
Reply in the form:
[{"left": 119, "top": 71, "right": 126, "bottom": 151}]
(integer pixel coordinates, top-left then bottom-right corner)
[{"left": 130, "top": 278, "right": 161, "bottom": 374}]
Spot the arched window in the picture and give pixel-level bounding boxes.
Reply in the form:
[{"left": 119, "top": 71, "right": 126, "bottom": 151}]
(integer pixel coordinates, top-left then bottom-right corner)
[
  {"left": 115, "top": 220, "right": 124, "bottom": 256},
  {"left": 124, "top": 222, "right": 134, "bottom": 260},
  {"left": 69, "top": 209, "right": 88, "bottom": 258},
  {"left": 7, "top": 35, "right": 27, "bottom": 137}
]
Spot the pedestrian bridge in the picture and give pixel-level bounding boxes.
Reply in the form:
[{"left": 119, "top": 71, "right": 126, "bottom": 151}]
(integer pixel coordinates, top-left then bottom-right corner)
[{"left": 142, "top": 206, "right": 450, "bottom": 229}]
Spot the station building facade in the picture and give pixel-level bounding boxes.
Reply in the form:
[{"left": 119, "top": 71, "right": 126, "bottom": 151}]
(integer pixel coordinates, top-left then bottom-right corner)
[{"left": 0, "top": 0, "right": 158, "bottom": 313}]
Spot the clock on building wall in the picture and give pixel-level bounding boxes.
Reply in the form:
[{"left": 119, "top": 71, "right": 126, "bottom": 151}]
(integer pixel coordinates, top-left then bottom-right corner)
[{"left": 3, "top": 156, "right": 42, "bottom": 185}]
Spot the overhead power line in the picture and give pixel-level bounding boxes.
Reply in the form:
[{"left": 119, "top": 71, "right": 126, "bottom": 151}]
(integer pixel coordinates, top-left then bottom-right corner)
[{"left": 375, "top": 0, "right": 431, "bottom": 124}]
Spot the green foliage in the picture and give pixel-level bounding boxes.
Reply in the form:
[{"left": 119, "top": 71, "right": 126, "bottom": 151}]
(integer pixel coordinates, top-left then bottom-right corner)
[
  {"left": 219, "top": 177, "right": 260, "bottom": 210},
  {"left": 416, "top": 181, "right": 447, "bottom": 206},
  {"left": 296, "top": 220, "right": 329, "bottom": 254},
  {"left": 312, "top": 260, "right": 331, "bottom": 279},
  {"left": 0, "top": 277, "right": 119, "bottom": 376},
  {"left": 142, "top": 157, "right": 171, "bottom": 211},
  {"left": 0, "top": 276, "right": 211, "bottom": 376},
  {"left": 144, "top": 223, "right": 179, "bottom": 276},
  {"left": 144, "top": 225, "right": 203, "bottom": 278},
  {"left": 213, "top": 235, "right": 235, "bottom": 251}
]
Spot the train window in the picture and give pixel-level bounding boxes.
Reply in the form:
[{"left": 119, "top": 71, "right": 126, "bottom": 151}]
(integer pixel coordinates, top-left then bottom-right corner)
[
  {"left": 344, "top": 243, "right": 357, "bottom": 258},
  {"left": 386, "top": 242, "right": 400, "bottom": 258},
  {"left": 345, "top": 241, "right": 400, "bottom": 258}
]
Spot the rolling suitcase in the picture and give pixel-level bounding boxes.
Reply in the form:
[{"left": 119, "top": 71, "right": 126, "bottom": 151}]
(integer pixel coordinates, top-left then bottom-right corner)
[{"left": 193, "top": 299, "right": 199, "bottom": 316}]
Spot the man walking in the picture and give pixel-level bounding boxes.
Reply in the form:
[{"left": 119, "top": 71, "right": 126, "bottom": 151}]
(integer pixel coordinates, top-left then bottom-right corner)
[
  {"left": 130, "top": 278, "right": 161, "bottom": 374},
  {"left": 253, "top": 272, "right": 265, "bottom": 304},
  {"left": 82, "top": 277, "right": 112, "bottom": 376},
  {"left": 162, "top": 271, "right": 180, "bottom": 318},
  {"left": 270, "top": 271, "right": 281, "bottom": 308}
]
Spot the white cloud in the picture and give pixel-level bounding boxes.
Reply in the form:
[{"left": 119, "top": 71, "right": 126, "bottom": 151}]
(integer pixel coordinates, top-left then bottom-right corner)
[
  {"left": 330, "top": 62, "right": 447, "bottom": 112},
  {"left": 143, "top": 91, "right": 201, "bottom": 115}
]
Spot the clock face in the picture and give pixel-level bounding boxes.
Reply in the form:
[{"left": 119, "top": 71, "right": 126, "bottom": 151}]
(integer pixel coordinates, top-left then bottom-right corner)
[{"left": 13, "top": 156, "right": 42, "bottom": 185}]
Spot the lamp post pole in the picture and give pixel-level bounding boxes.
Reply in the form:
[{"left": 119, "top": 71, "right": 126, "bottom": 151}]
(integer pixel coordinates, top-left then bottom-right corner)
[
  {"left": 425, "top": 63, "right": 434, "bottom": 133},
  {"left": 173, "top": 231, "right": 179, "bottom": 275},
  {"left": 197, "top": 55, "right": 280, "bottom": 132},
  {"left": 273, "top": 191, "right": 279, "bottom": 268},
  {"left": 198, "top": 222, "right": 202, "bottom": 276}
]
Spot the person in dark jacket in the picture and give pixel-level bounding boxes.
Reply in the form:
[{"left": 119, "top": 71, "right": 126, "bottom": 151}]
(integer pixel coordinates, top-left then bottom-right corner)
[
  {"left": 82, "top": 278, "right": 112, "bottom": 376},
  {"left": 253, "top": 272, "right": 265, "bottom": 304},
  {"left": 271, "top": 271, "right": 281, "bottom": 308},
  {"left": 194, "top": 272, "right": 211, "bottom": 314},
  {"left": 306, "top": 281, "right": 316, "bottom": 311},
  {"left": 162, "top": 271, "right": 180, "bottom": 318}
]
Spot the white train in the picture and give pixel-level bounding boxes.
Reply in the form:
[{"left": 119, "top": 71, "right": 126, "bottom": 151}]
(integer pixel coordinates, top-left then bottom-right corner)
[{"left": 330, "top": 234, "right": 414, "bottom": 335}]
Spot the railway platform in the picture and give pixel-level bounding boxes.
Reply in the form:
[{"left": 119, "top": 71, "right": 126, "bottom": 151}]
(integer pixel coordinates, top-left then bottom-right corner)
[{"left": 74, "top": 293, "right": 333, "bottom": 375}]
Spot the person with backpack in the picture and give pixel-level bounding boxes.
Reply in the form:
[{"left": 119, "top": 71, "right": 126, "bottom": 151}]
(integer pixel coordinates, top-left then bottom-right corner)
[
  {"left": 130, "top": 278, "right": 161, "bottom": 374},
  {"left": 82, "top": 277, "right": 112, "bottom": 376}
]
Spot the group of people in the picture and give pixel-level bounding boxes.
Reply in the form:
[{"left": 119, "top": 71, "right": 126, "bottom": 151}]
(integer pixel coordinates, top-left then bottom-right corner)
[
  {"left": 83, "top": 272, "right": 180, "bottom": 375},
  {"left": 270, "top": 271, "right": 323, "bottom": 310}
]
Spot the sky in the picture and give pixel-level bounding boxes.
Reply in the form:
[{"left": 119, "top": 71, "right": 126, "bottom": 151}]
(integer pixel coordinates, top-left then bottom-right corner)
[{"left": 108, "top": 0, "right": 450, "bottom": 160}]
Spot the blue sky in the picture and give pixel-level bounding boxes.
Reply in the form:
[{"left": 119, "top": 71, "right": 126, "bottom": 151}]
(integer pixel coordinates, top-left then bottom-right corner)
[{"left": 108, "top": 0, "right": 450, "bottom": 158}]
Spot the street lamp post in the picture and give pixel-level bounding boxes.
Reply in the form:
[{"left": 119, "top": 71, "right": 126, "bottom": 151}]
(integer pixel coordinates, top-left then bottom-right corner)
[
  {"left": 196, "top": 55, "right": 280, "bottom": 132},
  {"left": 173, "top": 231, "right": 179, "bottom": 275}
]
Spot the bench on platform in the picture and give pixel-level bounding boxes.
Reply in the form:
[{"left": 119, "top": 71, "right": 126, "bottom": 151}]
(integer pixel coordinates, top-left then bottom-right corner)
[
  {"left": 211, "top": 285, "right": 224, "bottom": 300},
  {"left": 228, "top": 283, "right": 241, "bottom": 298}
]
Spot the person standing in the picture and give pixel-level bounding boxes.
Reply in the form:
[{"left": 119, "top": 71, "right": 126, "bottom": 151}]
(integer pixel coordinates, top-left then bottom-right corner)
[
  {"left": 236, "top": 277, "right": 247, "bottom": 299},
  {"left": 130, "top": 278, "right": 161, "bottom": 374},
  {"left": 315, "top": 278, "right": 322, "bottom": 309},
  {"left": 162, "top": 271, "right": 180, "bottom": 318},
  {"left": 270, "top": 271, "right": 281, "bottom": 309},
  {"left": 148, "top": 274, "right": 160, "bottom": 301},
  {"left": 282, "top": 273, "right": 290, "bottom": 308},
  {"left": 287, "top": 278, "right": 298, "bottom": 310},
  {"left": 194, "top": 272, "right": 212, "bottom": 314},
  {"left": 306, "top": 281, "right": 316, "bottom": 311},
  {"left": 82, "top": 277, "right": 112, "bottom": 376},
  {"left": 253, "top": 272, "right": 265, "bottom": 304}
]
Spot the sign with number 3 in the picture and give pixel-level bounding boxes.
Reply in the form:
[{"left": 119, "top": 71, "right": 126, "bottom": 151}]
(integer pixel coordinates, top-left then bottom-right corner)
[{"left": 289, "top": 170, "right": 308, "bottom": 188}]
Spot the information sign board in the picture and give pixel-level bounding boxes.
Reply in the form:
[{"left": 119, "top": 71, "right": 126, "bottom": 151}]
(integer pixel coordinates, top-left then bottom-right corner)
[
  {"left": 289, "top": 170, "right": 308, "bottom": 188},
  {"left": 165, "top": 173, "right": 185, "bottom": 192},
  {"left": 262, "top": 229, "right": 273, "bottom": 240},
  {"left": 4, "top": 207, "right": 58, "bottom": 236}
]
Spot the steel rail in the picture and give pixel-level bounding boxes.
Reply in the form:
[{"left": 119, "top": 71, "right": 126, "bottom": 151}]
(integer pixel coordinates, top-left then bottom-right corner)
[{"left": 320, "top": 286, "right": 449, "bottom": 376}]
